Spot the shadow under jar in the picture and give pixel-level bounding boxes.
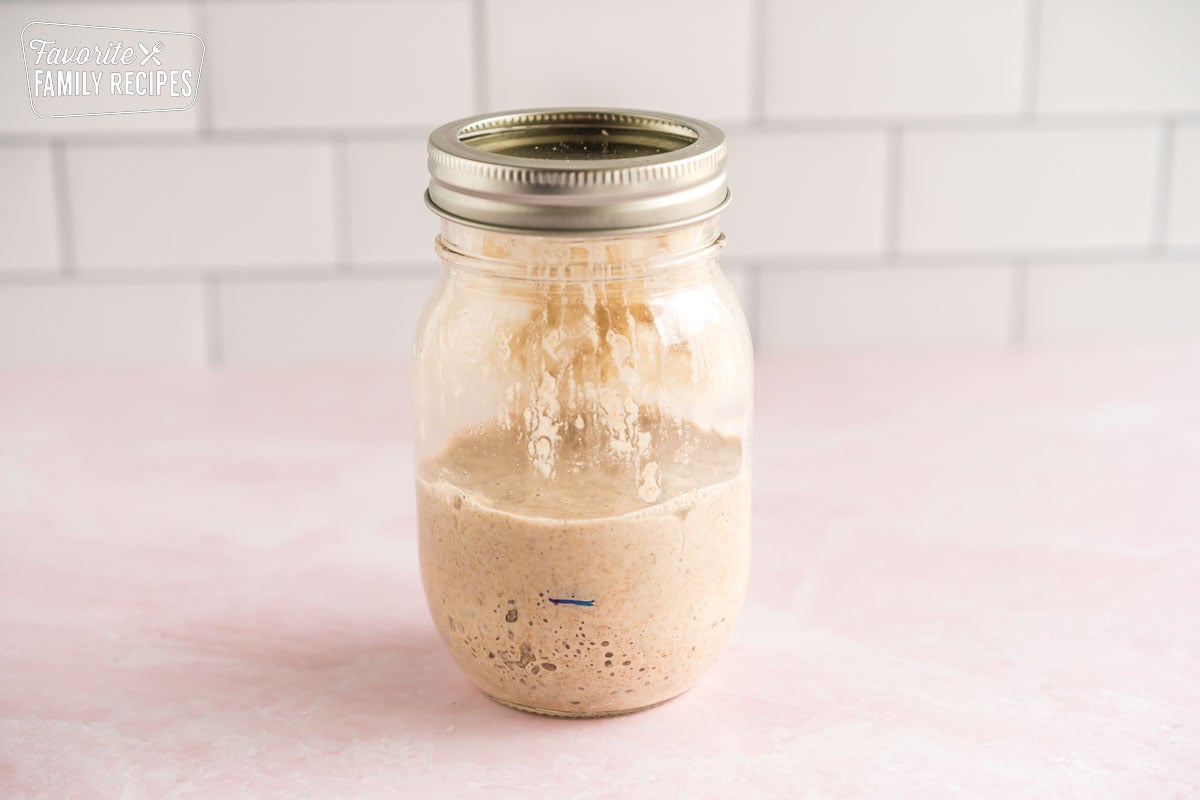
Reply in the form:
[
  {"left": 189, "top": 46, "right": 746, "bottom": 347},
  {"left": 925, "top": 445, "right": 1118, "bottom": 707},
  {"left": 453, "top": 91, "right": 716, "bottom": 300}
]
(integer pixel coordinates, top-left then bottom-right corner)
[{"left": 414, "top": 109, "right": 753, "bottom": 717}]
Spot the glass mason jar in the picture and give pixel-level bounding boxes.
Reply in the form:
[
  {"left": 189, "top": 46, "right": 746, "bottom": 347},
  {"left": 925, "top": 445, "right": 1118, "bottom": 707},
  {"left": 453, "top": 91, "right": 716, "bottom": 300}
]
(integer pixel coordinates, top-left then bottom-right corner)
[{"left": 414, "top": 109, "right": 752, "bottom": 717}]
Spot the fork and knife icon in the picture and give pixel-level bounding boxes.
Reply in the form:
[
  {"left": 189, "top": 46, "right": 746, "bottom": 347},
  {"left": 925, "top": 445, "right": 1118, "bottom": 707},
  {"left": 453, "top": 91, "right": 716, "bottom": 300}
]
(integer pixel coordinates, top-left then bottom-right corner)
[{"left": 137, "top": 41, "right": 165, "bottom": 66}]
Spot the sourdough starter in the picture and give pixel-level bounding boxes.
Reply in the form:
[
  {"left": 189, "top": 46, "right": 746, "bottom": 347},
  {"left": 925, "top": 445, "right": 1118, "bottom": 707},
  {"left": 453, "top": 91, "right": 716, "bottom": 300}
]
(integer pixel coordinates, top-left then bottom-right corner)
[{"left": 417, "top": 420, "right": 749, "bottom": 716}]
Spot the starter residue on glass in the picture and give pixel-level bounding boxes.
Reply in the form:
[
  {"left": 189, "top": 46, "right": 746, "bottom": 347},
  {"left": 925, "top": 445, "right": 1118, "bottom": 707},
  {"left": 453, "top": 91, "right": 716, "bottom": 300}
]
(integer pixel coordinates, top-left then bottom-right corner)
[{"left": 447, "top": 220, "right": 727, "bottom": 505}]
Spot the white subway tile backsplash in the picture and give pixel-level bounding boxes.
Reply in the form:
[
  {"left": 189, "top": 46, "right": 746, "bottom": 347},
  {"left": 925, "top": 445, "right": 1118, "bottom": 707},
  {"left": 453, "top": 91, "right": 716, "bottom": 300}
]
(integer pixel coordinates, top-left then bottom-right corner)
[
  {"left": 1167, "top": 126, "right": 1200, "bottom": 250},
  {"left": 758, "top": 265, "right": 1012, "bottom": 348},
  {"left": 0, "top": 3, "right": 201, "bottom": 135},
  {"left": 723, "top": 132, "right": 887, "bottom": 257},
  {"left": 216, "top": 276, "right": 438, "bottom": 363},
  {"left": 900, "top": 128, "right": 1159, "bottom": 253},
  {"left": 206, "top": 1, "right": 474, "bottom": 130},
  {"left": 1025, "top": 262, "right": 1200, "bottom": 343},
  {"left": 346, "top": 140, "right": 437, "bottom": 266},
  {"left": 1, "top": 0, "right": 1198, "bottom": 362},
  {"left": 484, "top": 0, "right": 753, "bottom": 125},
  {"left": 765, "top": 0, "right": 1025, "bottom": 119},
  {"left": 0, "top": 282, "right": 205, "bottom": 365},
  {"left": 67, "top": 142, "right": 336, "bottom": 270},
  {"left": 1038, "top": 0, "right": 1200, "bottom": 114},
  {"left": 0, "top": 146, "right": 59, "bottom": 272}
]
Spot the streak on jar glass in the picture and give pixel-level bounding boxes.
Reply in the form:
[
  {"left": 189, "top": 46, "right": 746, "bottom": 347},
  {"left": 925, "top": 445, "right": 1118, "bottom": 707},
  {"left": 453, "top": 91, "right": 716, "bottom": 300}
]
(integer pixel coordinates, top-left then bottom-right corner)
[{"left": 414, "top": 109, "right": 752, "bottom": 717}]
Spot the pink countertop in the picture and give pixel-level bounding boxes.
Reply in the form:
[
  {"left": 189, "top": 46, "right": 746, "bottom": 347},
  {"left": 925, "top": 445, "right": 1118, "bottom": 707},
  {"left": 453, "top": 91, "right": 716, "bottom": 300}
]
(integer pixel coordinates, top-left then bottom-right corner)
[{"left": 1, "top": 347, "right": 1198, "bottom": 798}]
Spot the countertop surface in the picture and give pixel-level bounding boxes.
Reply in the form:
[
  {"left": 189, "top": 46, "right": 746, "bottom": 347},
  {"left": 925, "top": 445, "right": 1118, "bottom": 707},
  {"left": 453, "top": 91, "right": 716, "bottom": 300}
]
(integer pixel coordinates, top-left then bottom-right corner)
[{"left": 1, "top": 348, "right": 1198, "bottom": 798}]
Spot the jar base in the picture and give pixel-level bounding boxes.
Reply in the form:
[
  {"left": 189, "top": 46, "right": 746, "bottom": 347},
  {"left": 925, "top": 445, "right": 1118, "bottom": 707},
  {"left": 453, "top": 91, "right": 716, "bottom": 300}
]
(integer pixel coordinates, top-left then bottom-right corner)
[{"left": 485, "top": 692, "right": 680, "bottom": 719}]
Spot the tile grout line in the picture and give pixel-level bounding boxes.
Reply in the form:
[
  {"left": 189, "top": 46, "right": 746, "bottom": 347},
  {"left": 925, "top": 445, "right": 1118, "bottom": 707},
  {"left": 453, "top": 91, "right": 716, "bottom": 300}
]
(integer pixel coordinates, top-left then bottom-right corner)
[
  {"left": 0, "top": 268, "right": 446, "bottom": 287},
  {"left": 472, "top": 0, "right": 489, "bottom": 113},
  {"left": 749, "top": 0, "right": 768, "bottom": 126},
  {"left": 1152, "top": 119, "right": 1176, "bottom": 254},
  {"left": 883, "top": 125, "right": 903, "bottom": 261},
  {"left": 2, "top": 248, "right": 1194, "bottom": 288},
  {"left": 1021, "top": 0, "right": 1043, "bottom": 118},
  {"left": 195, "top": 0, "right": 215, "bottom": 137},
  {"left": 0, "top": 128, "right": 435, "bottom": 148},
  {"left": 331, "top": 134, "right": 353, "bottom": 271},
  {"left": 1, "top": 112, "right": 1196, "bottom": 149},
  {"left": 747, "top": 247, "right": 1191, "bottom": 269},
  {"left": 1009, "top": 258, "right": 1029, "bottom": 347},
  {"left": 203, "top": 277, "right": 223, "bottom": 366},
  {"left": 732, "top": 113, "right": 1200, "bottom": 133},
  {"left": 49, "top": 140, "right": 77, "bottom": 276}
]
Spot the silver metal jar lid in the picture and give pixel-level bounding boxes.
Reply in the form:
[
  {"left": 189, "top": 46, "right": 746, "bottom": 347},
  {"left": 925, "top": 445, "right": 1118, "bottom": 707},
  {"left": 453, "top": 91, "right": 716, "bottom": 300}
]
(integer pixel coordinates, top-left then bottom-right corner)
[{"left": 425, "top": 108, "right": 729, "bottom": 235}]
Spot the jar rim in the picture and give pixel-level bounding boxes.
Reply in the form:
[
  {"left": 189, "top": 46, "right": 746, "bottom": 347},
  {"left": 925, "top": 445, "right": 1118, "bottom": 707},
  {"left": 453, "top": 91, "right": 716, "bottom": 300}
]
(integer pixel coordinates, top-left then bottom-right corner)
[{"left": 433, "top": 227, "right": 727, "bottom": 284}]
